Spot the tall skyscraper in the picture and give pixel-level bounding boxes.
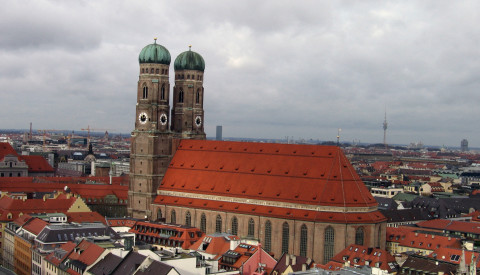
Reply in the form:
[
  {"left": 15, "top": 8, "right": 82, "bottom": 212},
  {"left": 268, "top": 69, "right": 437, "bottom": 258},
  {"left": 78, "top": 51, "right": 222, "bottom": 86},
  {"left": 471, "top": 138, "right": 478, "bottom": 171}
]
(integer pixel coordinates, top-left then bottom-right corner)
[
  {"left": 216, "top": 125, "right": 222, "bottom": 141},
  {"left": 461, "top": 139, "right": 469, "bottom": 152}
]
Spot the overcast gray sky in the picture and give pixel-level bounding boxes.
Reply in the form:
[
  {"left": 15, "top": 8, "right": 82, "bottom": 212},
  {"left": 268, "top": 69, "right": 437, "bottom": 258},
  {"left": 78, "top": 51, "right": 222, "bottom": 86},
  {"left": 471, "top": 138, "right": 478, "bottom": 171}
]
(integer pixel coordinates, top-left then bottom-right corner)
[{"left": 1, "top": 1, "right": 479, "bottom": 147}]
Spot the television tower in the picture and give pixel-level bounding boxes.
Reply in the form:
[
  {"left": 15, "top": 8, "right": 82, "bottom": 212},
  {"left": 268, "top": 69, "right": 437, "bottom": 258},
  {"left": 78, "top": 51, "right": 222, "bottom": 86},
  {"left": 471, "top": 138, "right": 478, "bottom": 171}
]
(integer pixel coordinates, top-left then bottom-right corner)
[{"left": 383, "top": 108, "right": 388, "bottom": 148}]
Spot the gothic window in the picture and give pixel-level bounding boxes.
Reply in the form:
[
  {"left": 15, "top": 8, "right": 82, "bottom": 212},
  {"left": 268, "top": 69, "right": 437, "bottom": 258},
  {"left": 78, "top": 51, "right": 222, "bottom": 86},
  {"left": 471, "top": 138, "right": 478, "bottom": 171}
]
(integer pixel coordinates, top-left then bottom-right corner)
[
  {"left": 355, "top": 227, "right": 364, "bottom": 246},
  {"left": 200, "top": 213, "right": 206, "bottom": 233},
  {"left": 282, "top": 222, "right": 289, "bottom": 254},
  {"left": 248, "top": 218, "right": 255, "bottom": 237},
  {"left": 161, "top": 85, "right": 165, "bottom": 100},
  {"left": 324, "top": 226, "right": 335, "bottom": 264},
  {"left": 179, "top": 89, "right": 184, "bottom": 103},
  {"left": 143, "top": 86, "right": 148, "bottom": 99},
  {"left": 231, "top": 216, "right": 238, "bottom": 236},
  {"left": 215, "top": 215, "right": 222, "bottom": 233},
  {"left": 196, "top": 89, "right": 200, "bottom": 104},
  {"left": 378, "top": 226, "right": 382, "bottom": 247},
  {"left": 185, "top": 211, "right": 191, "bottom": 227},
  {"left": 300, "top": 224, "right": 308, "bottom": 257},
  {"left": 171, "top": 209, "right": 176, "bottom": 224},
  {"left": 264, "top": 220, "right": 272, "bottom": 252}
]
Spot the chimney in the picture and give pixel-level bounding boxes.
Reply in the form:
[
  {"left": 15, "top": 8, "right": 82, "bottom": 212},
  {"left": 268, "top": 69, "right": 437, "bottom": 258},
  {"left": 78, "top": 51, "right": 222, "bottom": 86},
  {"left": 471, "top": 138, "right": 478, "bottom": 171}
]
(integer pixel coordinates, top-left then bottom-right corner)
[
  {"left": 286, "top": 255, "right": 289, "bottom": 266},
  {"left": 292, "top": 255, "right": 296, "bottom": 266},
  {"left": 302, "top": 264, "right": 306, "bottom": 271}
]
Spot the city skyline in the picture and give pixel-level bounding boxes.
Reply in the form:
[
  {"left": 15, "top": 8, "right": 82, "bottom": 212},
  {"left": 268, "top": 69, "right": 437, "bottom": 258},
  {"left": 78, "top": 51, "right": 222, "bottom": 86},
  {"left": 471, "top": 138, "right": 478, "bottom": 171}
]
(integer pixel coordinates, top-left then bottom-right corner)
[{"left": 0, "top": 1, "right": 479, "bottom": 147}]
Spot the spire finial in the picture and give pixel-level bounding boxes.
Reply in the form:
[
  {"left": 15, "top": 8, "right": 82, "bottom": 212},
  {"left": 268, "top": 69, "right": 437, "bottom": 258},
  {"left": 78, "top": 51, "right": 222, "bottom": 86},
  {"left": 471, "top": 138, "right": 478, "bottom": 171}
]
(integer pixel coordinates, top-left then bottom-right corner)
[
  {"left": 154, "top": 37, "right": 157, "bottom": 44},
  {"left": 189, "top": 45, "right": 192, "bottom": 51}
]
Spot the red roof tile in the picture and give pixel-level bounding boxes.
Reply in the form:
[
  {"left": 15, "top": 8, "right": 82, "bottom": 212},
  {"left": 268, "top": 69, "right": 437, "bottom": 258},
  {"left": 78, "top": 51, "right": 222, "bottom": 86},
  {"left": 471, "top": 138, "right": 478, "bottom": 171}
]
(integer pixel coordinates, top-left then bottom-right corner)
[
  {"left": 329, "top": 244, "right": 397, "bottom": 273},
  {"left": 21, "top": 155, "right": 54, "bottom": 173},
  {"left": 160, "top": 140, "right": 377, "bottom": 208},
  {"left": 23, "top": 217, "right": 49, "bottom": 235}
]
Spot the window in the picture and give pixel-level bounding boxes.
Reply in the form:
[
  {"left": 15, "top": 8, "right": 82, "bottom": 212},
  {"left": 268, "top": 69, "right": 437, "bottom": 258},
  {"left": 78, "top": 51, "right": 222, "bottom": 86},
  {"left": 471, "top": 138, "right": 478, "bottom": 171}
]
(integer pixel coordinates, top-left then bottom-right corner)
[
  {"left": 215, "top": 215, "right": 222, "bottom": 233},
  {"left": 231, "top": 216, "right": 238, "bottom": 236},
  {"left": 150, "top": 68, "right": 154, "bottom": 73},
  {"left": 264, "top": 220, "right": 272, "bottom": 252},
  {"left": 324, "top": 226, "right": 335, "bottom": 264},
  {"left": 179, "top": 89, "right": 184, "bottom": 103},
  {"left": 248, "top": 218, "right": 255, "bottom": 237},
  {"left": 161, "top": 85, "right": 166, "bottom": 100},
  {"left": 300, "top": 224, "right": 308, "bottom": 257},
  {"left": 157, "top": 209, "right": 162, "bottom": 220},
  {"left": 156, "top": 68, "right": 159, "bottom": 74},
  {"left": 355, "top": 227, "right": 364, "bottom": 246},
  {"left": 185, "top": 211, "right": 191, "bottom": 227},
  {"left": 143, "top": 86, "right": 148, "bottom": 99},
  {"left": 200, "top": 213, "right": 206, "bottom": 233},
  {"left": 196, "top": 89, "right": 200, "bottom": 104},
  {"left": 282, "top": 222, "right": 289, "bottom": 254},
  {"left": 171, "top": 209, "right": 176, "bottom": 224}
]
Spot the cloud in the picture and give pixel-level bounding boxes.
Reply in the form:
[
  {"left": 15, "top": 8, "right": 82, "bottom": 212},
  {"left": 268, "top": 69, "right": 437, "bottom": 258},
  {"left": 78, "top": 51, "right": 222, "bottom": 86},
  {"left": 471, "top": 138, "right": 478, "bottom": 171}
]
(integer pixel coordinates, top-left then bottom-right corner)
[{"left": 0, "top": 0, "right": 479, "bottom": 147}]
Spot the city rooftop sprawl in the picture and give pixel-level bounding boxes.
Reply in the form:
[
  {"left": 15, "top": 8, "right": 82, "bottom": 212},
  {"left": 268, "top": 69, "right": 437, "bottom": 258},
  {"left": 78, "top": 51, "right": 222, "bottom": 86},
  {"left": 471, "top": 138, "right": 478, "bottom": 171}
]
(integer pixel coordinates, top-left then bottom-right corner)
[{"left": 1, "top": 40, "right": 480, "bottom": 275}]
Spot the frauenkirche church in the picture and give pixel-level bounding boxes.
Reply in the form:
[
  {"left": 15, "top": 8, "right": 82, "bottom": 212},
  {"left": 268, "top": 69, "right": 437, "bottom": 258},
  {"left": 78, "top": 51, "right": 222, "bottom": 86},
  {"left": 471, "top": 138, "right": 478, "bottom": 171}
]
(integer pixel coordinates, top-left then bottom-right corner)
[{"left": 128, "top": 40, "right": 386, "bottom": 264}]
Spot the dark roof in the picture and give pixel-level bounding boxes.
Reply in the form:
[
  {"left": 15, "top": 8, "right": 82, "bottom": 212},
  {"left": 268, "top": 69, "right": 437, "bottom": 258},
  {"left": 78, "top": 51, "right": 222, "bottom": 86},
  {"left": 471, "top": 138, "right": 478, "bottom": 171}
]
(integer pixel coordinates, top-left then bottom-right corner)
[
  {"left": 135, "top": 260, "right": 175, "bottom": 275},
  {"left": 88, "top": 253, "right": 124, "bottom": 275},
  {"left": 271, "top": 254, "right": 314, "bottom": 274},
  {"left": 111, "top": 252, "right": 147, "bottom": 275},
  {"left": 37, "top": 223, "right": 119, "bottom": 243},
  {"left": 375, "top": 197, "right": 398, "bottom": 211},
  {"left": 381, "top": 208, "right": 433, "bottom": 223},
  {"left": 399, "top": 254, "right": 456, "bottom": 274},
  {"left": 404, "top": 197, "right": 480, "bottom": 218}
]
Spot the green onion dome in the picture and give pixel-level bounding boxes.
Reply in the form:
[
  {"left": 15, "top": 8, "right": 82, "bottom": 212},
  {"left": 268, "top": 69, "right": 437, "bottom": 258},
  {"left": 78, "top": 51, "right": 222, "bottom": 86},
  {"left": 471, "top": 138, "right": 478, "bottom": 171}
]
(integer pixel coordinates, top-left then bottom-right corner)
[
  {"left": 138, "top": 39, "right": 171, "bottom": 65},
  {"left": 174, "top": 46, "right": 205, "bottom": 71}
]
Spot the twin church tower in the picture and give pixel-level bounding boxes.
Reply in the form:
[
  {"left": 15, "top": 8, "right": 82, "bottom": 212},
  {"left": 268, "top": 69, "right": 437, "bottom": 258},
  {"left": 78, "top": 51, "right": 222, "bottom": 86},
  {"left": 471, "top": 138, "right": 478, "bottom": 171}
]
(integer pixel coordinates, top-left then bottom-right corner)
[{"left": 128, "top": 39, "right": 206, "bottom": 219}]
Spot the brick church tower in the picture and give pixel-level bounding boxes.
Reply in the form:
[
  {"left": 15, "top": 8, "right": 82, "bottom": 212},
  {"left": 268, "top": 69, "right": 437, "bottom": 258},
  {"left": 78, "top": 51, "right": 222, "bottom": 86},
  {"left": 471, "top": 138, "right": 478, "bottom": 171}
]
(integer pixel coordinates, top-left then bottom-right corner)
[
  {"left": 171, "top": 46, "right": 206, "bottom": 139},
  {"left": 128, "top": 41, "right": 206, "bottom": 219}
]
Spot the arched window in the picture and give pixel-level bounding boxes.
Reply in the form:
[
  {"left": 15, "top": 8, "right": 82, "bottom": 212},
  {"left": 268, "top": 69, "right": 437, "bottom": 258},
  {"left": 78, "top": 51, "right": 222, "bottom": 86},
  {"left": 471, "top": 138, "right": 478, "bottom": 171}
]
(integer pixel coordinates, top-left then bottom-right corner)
[
  {"left": 155, "top": 68, "right": 159, "bottom": 74},
  {"left": 143, "top": 86, "right": 148, "bottom": 99},
  {"left": 196, "top": 89, "right": 200, "bottom": 104},
  {"left": 185, "top": 211, "right": 191, "bottom": 227},
  {"left": 324, "top": 226, "right": 335, "bottom": 264},
  {"left": 200, "top": 213, "right": 206, "bottom": 233},
  {"left": 248, "top": 218, "right": 255, "bottom": 237},
  {"left": 179, "top": 89, "right": 184, "bottom": 103},
  {"left": 157, "top": 209, "right": 162, "bottom": 220},
  {"left": 215, "top": 215, "right": 222, "bottom": 233},
  {"left": 282, "top": 222, "right": 289, "bottom": 254},
  {"left": 231, "top": 217, "right": 238, "bottom": 236},
  {"left": 161, "top": 85, "right": 165, "bottom": 100},
  {"left": 264, "top": 220, "right": 272, "bottom": 252},
  {"left": 150, "top": 68, "right": 154, "bottom": 73},
  {"left": 300, "top": 224, "right": 308, "bottom": 257},
  {"left": 170, "top": 209, "right": 176, "bottom": 224},
  {"left": 355, "top": 227, "right": 364, "bottom": 246}
]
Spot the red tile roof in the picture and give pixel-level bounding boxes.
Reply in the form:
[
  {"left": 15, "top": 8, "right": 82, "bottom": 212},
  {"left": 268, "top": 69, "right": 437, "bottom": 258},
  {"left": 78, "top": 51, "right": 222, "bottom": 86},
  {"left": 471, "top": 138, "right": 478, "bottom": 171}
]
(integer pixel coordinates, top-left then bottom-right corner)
[
  {"left": 160, "top": 140, "right": 377, "bottom": 208},
  {"left": 129, "top": 221, "right": 204, "bottom": 249},
  {"left": 0, "top": 195, "right": 81, "bottom": 221},
  {"left": 23, "top": 217, "right": 49, "bottom": 235},
  {"left": 417, "top": 219, "right": 480, "bottom": 235},
  {"left": 0, "top": 177, "right": 128, "bottom": 200},
  {"left": 0, "top": 143, "right": 54, "bottom": 172},
  {"left": 66, "top": 212, "right": 107, "bottom": 224},
  {"left": 22, "top": 155, "right": 55, "bottom": 173},
  {"left": 329, "top": 244, "right": 398, "bottom": 273},
  {"left": 45, "top": 241, "right": 76, "bottom": 266},
  {"left": 189, "top": 233, "right": 239, "bottom": 259},
  {"left": 67, "top": 239, "right": 105, "bottom": 267}
]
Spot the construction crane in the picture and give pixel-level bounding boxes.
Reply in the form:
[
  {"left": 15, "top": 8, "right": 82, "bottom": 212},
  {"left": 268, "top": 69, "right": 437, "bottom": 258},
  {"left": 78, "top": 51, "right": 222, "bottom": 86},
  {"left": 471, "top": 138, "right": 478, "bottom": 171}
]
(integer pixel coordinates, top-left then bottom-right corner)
[
  {"left": 38, "top": 129, "right": 63, "bottom": 151},
  {"left": 81, "top": 126, "right": 114, "bottom": 147}
]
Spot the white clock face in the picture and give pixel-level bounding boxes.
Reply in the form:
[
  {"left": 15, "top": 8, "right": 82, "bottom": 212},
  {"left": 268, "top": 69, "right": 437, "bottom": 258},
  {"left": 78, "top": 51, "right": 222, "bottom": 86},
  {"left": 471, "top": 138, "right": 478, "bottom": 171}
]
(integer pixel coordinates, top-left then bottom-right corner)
[
  {"left": 195, "top": 116, "right": 202, "bottom": 127},
  {"left": 139, "top": 112, "right": 148, "bottom": 124},
  {"left": 160, "top": 113, "right": 167, "bottom": 125}
]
